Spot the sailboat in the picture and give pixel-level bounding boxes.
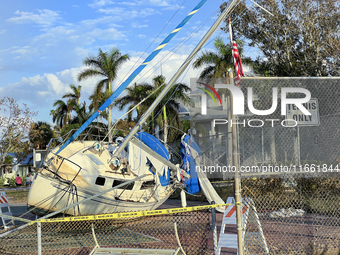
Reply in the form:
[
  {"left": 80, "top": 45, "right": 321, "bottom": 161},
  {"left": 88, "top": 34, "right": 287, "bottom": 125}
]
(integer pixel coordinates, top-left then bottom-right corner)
[{"left": 27, "top": 0, "right": 239, "bottom": 216}]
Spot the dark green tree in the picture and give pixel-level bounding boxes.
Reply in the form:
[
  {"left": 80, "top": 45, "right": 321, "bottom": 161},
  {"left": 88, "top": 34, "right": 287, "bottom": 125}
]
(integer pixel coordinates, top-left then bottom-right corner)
[
  {"left": 220, "top": 0, "right": 340, "bottom": 76},
  {"left": 29, "top": 121, "right": 55, "bottom": 149}
]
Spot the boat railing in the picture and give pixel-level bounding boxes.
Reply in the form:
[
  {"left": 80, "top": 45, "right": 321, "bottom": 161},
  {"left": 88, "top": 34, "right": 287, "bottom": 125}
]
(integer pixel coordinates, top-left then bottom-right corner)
[{"left": 44, "top": 149, "right": 83, "bottom": 185}]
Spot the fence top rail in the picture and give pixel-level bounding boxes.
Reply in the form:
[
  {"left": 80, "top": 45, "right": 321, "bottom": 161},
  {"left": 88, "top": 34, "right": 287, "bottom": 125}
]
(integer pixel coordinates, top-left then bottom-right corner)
[
  {"left": 242, "top": 76, "right": 340, "bottom": 80},
  {"left": 30, "top": 203, "right": 231, "bottom": 225}
]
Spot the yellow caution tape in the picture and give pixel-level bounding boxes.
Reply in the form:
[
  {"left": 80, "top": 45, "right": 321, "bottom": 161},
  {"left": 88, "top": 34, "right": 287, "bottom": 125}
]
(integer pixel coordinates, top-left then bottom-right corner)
[{"left": 30, "top": 203, "right": 232, "bottom": 225}]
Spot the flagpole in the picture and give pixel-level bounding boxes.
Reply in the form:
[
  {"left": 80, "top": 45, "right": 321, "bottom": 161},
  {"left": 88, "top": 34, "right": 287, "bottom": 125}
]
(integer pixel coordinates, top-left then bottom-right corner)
[{"left": 228, "top": 18, "right": 244, "bottom": 255}]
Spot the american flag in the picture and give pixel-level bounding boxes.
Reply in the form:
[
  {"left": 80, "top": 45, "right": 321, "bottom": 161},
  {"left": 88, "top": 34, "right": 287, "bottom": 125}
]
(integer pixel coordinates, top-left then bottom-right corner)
[{"left": 231, "top": 26, "right": 244, "bottom": 86}]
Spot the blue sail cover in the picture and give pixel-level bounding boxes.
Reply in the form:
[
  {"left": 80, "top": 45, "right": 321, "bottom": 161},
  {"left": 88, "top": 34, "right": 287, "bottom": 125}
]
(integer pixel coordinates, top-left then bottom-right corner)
[
  {"left": 135, "top": 132, "right": 170, "bottom": 186},
  {"left": 181, "top": 135, "right": 201, "bottom": 194},
  {"left": 135, "top": 132, "right": 169, "bottom": 160}
]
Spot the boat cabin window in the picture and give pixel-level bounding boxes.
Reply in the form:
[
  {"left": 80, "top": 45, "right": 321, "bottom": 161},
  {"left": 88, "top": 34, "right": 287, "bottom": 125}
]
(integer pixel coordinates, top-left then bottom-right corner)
[
  {"left": 95, "top": 177, "right": 106, "bottom": 186},
  {"left": 141, "top": 180, "right": 155, "bottom": 189},
  {"left": 112, "top": 180, "right": 134, "bottom": 190}
]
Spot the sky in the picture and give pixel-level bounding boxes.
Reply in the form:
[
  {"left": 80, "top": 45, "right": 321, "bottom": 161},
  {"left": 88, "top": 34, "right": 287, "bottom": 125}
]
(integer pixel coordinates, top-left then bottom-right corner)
[{"left": 0, "top": 0, "right": 256, "bottom": 125}]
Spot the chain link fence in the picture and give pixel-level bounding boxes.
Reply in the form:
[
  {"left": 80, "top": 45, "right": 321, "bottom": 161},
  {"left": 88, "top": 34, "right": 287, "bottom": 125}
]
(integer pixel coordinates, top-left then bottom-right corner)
[
  {"left": 242, "top": 173, "right": 340, "bottom": 255},
  {"left": 190, "top": 77, "right": 340, "bottom": 254},
  {"left": 0, "top": 209, "right": 212, "bottom": 255},
  {"left": 1, "top": 77, "right": 340, "bottom": 255}
]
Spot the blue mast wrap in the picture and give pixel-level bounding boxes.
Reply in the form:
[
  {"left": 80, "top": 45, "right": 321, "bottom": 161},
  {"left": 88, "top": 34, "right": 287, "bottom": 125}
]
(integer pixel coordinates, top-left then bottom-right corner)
[{"left": 57, "top": 0, "right": 208, "bottom": 154}]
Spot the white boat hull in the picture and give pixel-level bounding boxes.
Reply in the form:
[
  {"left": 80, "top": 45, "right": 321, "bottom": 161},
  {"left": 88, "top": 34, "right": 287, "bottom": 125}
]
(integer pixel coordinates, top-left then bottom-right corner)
[{"left": 28, "top": 172, "right": 172, "bottom": 216}]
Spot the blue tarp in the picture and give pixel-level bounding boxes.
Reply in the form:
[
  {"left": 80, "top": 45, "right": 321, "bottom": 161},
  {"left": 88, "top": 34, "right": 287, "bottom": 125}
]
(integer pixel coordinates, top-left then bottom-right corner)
[
  {"left": 181, "top": 135, "right": 200, "bottom": 195},
  {"left": 135, "top": 132, "right": 170, "bottom": 186}
]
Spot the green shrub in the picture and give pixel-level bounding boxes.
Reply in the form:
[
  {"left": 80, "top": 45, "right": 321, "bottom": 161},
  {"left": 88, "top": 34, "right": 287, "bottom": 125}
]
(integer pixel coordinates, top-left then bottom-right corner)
[
  {"left": 8, "top": 176, "right": 16, "bottom": 187},
  {"left": 0, "top": 177, "right": 5, "bottom": 187}
]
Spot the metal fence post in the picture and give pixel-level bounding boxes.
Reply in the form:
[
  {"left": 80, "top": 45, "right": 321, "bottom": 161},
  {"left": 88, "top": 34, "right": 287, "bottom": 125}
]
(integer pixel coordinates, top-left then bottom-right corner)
[
  {"left": 228, "top": 68, "right": 244, "bottom": 254},
  {"left": 211, "top": 201, "right": 217, "bottom": 254},
  {"left": 37, "top": 222, "right": 42, "bottom": 255}
]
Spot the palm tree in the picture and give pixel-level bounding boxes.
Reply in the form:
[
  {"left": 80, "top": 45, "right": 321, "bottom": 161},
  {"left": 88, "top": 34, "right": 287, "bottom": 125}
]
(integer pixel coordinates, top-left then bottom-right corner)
[
  {"left": 193, "top": 37, "right": 233, "bottom": 80},
  {"left": 50, "top": 84, "right": 82, "bottom": 128},
  {"left": 50, "top": 99, "right": 71, "bottom": 128},
  {"left": 193, "top": 36, "right": 250, "bottom": 80},
  {"left": 114, "top": 82, "right": 153, "bottom": 121},
  {"left": 71, "top": 101, "right": 94, "bottom": 125},
  {"left": 114, "top": 75, "right": 192, "bottom": 143},
  {"left": 62, "top": 84, "right": 81, "bottom": 104},
  {"left": 78, "top": 48, "right": 130, "bottom": 140}
]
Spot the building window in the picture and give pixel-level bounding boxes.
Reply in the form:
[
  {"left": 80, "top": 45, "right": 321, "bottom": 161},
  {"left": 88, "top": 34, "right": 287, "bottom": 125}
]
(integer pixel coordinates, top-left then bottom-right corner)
[{"left": 95, "top": 177, "right": 106, "bottom": 186}]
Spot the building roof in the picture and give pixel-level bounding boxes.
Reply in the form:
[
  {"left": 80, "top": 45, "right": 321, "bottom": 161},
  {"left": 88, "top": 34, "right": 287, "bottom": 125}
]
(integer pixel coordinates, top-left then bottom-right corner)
[{"left": 4, "top": 153, "right": 33, "bottom": 166}]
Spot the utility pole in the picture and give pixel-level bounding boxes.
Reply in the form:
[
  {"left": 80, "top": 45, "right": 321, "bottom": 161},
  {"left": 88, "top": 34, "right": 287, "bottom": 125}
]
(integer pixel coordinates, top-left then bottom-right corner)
[{"left": 229, "top": 19, "right": 244, "bottom": 255}]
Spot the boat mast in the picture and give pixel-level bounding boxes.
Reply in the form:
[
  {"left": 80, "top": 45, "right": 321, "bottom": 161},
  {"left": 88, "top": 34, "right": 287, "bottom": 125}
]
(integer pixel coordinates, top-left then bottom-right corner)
[
  {"left": 56, "top": 0, "right": 209, "bottom": 155},
  {"left": 112, "top": 0, "right": 240, "bottom": 158}
]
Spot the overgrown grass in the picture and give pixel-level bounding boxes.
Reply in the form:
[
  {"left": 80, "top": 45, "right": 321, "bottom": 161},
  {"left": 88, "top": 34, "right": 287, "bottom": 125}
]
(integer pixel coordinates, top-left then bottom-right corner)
[{"left": 4, "top": 190, "right": 28, "bottom": 204}]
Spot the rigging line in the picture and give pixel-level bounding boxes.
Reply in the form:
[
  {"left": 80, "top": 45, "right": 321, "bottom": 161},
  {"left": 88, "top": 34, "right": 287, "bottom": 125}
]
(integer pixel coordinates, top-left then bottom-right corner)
[
  {"left": 249, "top": 0, "right": 274, "bottom": 16},
  {"left": 101, "top": 83, "right": 165, "bottom": 144},
  {"left": 136, "top": 10, "right": 219, "bottom": 85},
  {"left": 126, "top": 9, "right": 218, "bottom": 87},
  {"left": 117, "top": 0, "right": 188, "bottom": 86},
  {"left": 193, "top": 6, "right": 247, "bottom": 62},
  {"left": 130, "top": 4, "right": 242, "bottom": 135},
  {"left": 143, "top": 63, "right": 192, "bottom": 129},
  {"left": 57, "top": 0, "right": 209, "bottom": 154},
  {"left": 116, "top": 9, "right": 218, "bottom": 100},
  {"left": 143, "top": 43, "right": 194, "bottom": 128},
  {"left": 137, "top": 3, "right": 244, "bottom": 87}
]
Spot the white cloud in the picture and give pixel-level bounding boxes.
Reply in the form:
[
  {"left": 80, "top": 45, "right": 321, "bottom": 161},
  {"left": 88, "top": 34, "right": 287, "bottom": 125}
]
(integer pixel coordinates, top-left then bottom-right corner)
[
  {"left": 98, "top": 7, "right": 124, "bottom": 15},
  {"left": 149, "top": 0, "right": 170, "bottom": 6},
  {"left": 7, "top": 9, "right": 61, "bottom": 27},
  {"left": 135, "top": 0, "right": 170, "bottom": 7},
  {"left": 119, "top": 2, "right": 137, "bottom": 6},
  {"left": 89, "top": 0, "right": 115, "bottom": 8},
  {"left": 138, "top": 34, "right": 147, "bottom": 38},
  {"left": 98, "top": 7, "right": 160, "bottom": 18},
  {"left": 80, "top": 16, "right": 123, "bottom": 26},
  {"left": 0, "top": 48, "right": 203, "bottom": 123},
  {"left": 0, "top": 30, "right": 6, "bottom": 35},
  {"left": 89, "top": 0, "right": 172, "bottom": 8},
  {"left": 131, "top": 22, "right": 148, "bottom": 28},
  {"left": 162, "top": 4, "right": 184, "bottom": 11},
  {"left": 140, "top": 8, "right": 160, "bottom": 16},
  {"left": 10, "top": 46, "right": 30, "bottom": 55},
  {"left": 0, "top": 74, "right": 67, "bottom": 106},
  {"left": 0, "top": 67, "right": 99, "bottom": 109},
  {"left": 87, "top": 28, "right": 126, "bottom": 41},
  {"left": 109, "top": 50, "right": 200, "bottom": 90},
  {"left": 74, "top": 47, "right": 89, "bottom": 57}
]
